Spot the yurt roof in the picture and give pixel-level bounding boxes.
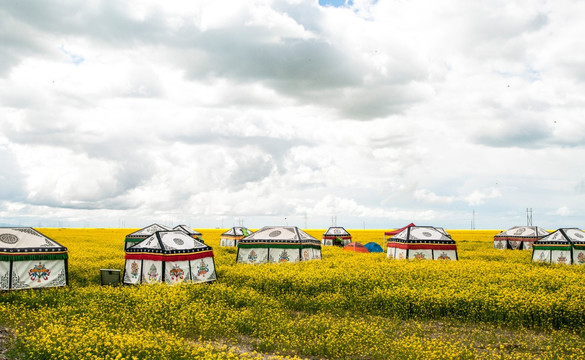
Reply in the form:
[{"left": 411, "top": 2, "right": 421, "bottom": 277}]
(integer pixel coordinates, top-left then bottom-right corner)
[
  {"left": 384, "top": 223, "right": 415, "bottom": 236},
  {"left": 221, "top": 227, "right": 252, "bottom": 237},
  {"left": 323, "top": 227, "right": 351, "bottom": 237},
  {"left": 126, "top": 230, "right": 211, "bottom": 255},
  {"left": 239, "top": 226, "right": 320, "bottom": 245},
  {"left": 127, "top": 224, "right": 172, "bottom": 238},
  {"left": 0, "top": 227, "right": 67, "bottom": 252},
  {"left": 173, "top": 225, "right": 202, "bottom": 236},
  {"left": 494, "top": 226, "right": 549, "bottom": 238},
  {"left": 534, "top": 228, "right": 585, "bottom": 245},
  {"left": 390, "top": 226, "right": 455, "bottom": 244}
]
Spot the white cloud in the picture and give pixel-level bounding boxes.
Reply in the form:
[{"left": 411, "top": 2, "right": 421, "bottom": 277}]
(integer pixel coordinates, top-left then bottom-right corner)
[
  {"left": 1, "top": 0, "right": 585, "bottom": 229},
  {"left": 465, "top": 188, "right": 502, "bottom": 206}
]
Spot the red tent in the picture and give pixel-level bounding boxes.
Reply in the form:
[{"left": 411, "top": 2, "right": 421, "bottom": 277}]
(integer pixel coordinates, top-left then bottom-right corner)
[
  {"left": 343, "top": 242, "right": 370, "bottom": 253},
  {"left": 384, "top": 223, "right": 415, "bottom": 237}
]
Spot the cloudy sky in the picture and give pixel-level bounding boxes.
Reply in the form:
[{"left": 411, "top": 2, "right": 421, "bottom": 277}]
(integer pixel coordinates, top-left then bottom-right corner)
[{"left": 1, "top": 0, "right": 584, "bottom": 230}]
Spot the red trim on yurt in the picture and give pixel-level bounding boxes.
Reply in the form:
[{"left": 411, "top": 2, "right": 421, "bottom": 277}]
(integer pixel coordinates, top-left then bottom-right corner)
[
  {"left": 386, "top": 242, "right": 457, "bottom": 251},
  {"left": 125, "top": 251, "right": 214, "bottom": 262},
  {"left": 384, "top": 223, "right": 415, "bottom": 236}
]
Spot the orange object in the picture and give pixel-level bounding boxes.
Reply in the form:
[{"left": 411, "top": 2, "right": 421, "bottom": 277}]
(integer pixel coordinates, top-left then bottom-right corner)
[{"left": 343, "top": 242, "right": 370, "bottom": 253}]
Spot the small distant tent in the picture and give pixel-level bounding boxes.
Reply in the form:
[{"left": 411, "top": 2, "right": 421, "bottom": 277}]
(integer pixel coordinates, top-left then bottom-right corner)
[
  {"left": 123, "top": 230, "right": 216, "bottom": 285},
  {"left": 124, "top": 224, "right": 172, "bottom": 250},
  {"left": 173, "top": 225, "right": 202, "bottom": 239},
  {"left": 220, "top": 227, "right": 252, "bottom": 247},
  {"left": 387, "top": 225, "right": 458, "bottom": 260},
  {"left": 493, "top": 226, "right": 549, "bottom": 250},
  {"left": 237, "top": 226, "right": 322, "bottom": 264},
  {"left": 322, "top": 227, "right": 352, "bottom": 247},
  {"left": 532, "top": 228, "right": 585, "bottom": 265},
  {"left": 364, "top": 242, "right": 383, "bottom": 253},
  {"left": 344, "top": 242, "right": 369, "bottom": 253},
  {"left": 0, "top": 227, "right": 68, "bottom": 290}
]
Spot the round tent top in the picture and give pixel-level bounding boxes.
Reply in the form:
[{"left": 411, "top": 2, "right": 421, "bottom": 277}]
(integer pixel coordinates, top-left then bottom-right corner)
[
  {"left": 534, "top": 228, "right": 585, "bottom": 245},
  {"left": 239, "top": 226, "right": 319, "bottom": 244},
  {"left": 364, "top": 242, "right": 383, "bottom": 253},
  {"left": 173, "top": 225, "right": 202, "bottom": 236},
  {"left": 126, "top": 230, "right": 211, "bottom": 255},
  {"left": 323, "top": 227, "right": 351, "bottom": 237},
  {"left": 127, "top": 223, "right": 172, "bottom": 237},
  {"left": 391, "top": 226, "right": 454, "bottom": 244},
  {"left": 0, "top": 227, "right": 67, "bottom": 252},
  {"left": 494, "top": 226, "right": 549, "bottom": 238},
  {"left": 343, "top": 242, "right": 369, "bottom": 253},
  {"left": 221, "top": 227, "right": 252, "bottom": 237}
]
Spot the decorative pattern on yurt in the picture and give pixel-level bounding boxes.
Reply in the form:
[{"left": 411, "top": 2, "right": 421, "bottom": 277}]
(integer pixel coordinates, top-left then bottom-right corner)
[
  {"left": 236, "top": 226, "right": 322, "bottom": 264},
  {"left": 493, "top": 226, "right": 549, "bottom": 250},
  {"left": 322, "top": 227, "right": 352, "bottom": 246},
  {"left": 124, "top": 223, "right": 172, "bottom": 250},
  {"left": 386, "top": 225, "right": 458, "bottom": 260},
  {"left": 532, "top": 228, "right": 585, "bottom": 265},
  {"left": 123, "top": 230, "right": 216, "bottom": 285},
  {"left": 0, "top": 227, "right": 68, "bottom": 290},
  {"left": 173, "top": 225, "right": 203, "bottom": 240},
  {"left": 220, "top": 227, "right": 252, "bottom": 247}
]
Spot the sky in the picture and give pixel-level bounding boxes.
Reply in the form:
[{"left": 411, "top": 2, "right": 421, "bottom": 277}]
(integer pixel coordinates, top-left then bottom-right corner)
[{"left": 1, "top": 0, "right": 585, "bottom": 230}]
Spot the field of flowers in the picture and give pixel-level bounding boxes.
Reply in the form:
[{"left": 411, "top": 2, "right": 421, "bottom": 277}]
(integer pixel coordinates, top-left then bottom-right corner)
[{"left": 1, "top": 228, "right": 585, "bottom": 359}]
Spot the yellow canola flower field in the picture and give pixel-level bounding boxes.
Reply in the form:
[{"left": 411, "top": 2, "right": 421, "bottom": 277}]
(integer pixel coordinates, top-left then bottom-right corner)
[{"left": 1, "top": 228, "right": 585, "bottom": 359}]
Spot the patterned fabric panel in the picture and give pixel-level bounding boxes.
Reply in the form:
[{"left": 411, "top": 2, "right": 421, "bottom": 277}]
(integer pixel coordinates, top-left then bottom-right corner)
[
  {"left": 493, "top": 240, "right": 507, "bottom": 250},
  {"left": 141, "top": 260, "right": 162, "bottom": 284},
  {"left": 0, "top": 261, "right": 9, "bottom": 290},
  {"left": 123, "top": 259, "right": 142, "bottom": 285},
  {"left": 237, "top": 248, "right": 269, "bottom": 264},
  {"left": 220, "top": 239, "right": 237, "bottom": 247},
  {"left": 550, "top": 251, "right": 571, "bottom": 265},
  {"left": 11, "top": 260, "right": 66, "bottom": 289},
  {"left": 269, "top": 248, "right": 300, "bottom": 264},
  {"left": 190, "top": 257, "right": 216, "bottom": 283},
  {"left": 433, "top": 250, "right": 457, "bottom": 260},
  {"left": 407, "top": 249, "right": 433, "bottom": 260},
  {"left": 532, "top": 249, "right": 550, "bottom": 263},
  {"left": 164, "top": 260, "right": 191, "bottom": 284},
  {"left": 572, "top": 249, "right": 585, "bottom": 265}
]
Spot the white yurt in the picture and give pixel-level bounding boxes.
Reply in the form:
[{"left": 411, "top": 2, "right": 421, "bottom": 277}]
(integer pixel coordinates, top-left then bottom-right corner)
[
  {"left": 220, "top": 227, "right": 252, "bottom": 247},
  {"left": 386, "top": 225, "right": 458, "bottom": 261},
  {"left": 236, "top": 226, "right": 322, "bottom": 264},
  {"left": 493, "top": 226, "right": 549, "bottom": 250},
  {"left": 0, "top": 227, "right": 68, "bottom": 290},
  {"left": 321, "top": 227, "right": 352, "bottom": 246},
  {"left": 123, "top": 230, "right": 216, "bottom": 285},
  {"left": 124, "top": 224, "right": 172, "bottom": 250},
  {"left": 532, "top": 228, "right": 585, "bottom": 265}
]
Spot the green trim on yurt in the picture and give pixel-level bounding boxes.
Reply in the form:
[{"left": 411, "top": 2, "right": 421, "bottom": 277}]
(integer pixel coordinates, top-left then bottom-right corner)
[{"left": 237, "top": 243, "right": 321, "bottom": 250}]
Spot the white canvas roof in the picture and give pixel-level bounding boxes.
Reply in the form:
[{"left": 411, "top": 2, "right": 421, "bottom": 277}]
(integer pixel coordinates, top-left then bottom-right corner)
[
  {"left": 127, "top": 231, "right": 211, "bottom": 253},
  {"left": 323, "top": 227, "right": 351, "bottom": 237},
  {"left": 127, "top": 224, "right": 172, "bottom": 237},
  {"left": 536, "top": 228, "right": 585, "bottom": 245},
  {"left": 243, "top": 226, "right": 317, "bottom": 242},
  {"left": 222, "top": 227, "right": 252, "bottom": 237},
  {"left": 173, "top": 225, "right": 202, "bottom": 236},
  {"left": 0, "top": 227, "right": 66, "bottom": 250},
  {"left": 494, "top": 226, "right": 549, "bottom": 238},
  {"left": 392, "top": 226, "right": 454, "bottom": 243}
]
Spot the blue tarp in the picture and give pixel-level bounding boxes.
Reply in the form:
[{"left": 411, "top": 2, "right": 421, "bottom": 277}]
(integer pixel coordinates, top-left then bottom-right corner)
[{"left": 364, "top": 242, "right": 383, "bottom": 253}]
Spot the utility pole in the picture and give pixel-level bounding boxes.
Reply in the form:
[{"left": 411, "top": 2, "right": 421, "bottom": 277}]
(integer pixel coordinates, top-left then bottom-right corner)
[{"left": 526, "top": 208, "right": 533, "bottom": 226}]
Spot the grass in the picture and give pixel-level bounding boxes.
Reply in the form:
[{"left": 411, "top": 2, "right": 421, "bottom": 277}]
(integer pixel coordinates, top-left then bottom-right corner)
[{"left": 0, "top": 228, "right": 584, "bottom": 359}]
